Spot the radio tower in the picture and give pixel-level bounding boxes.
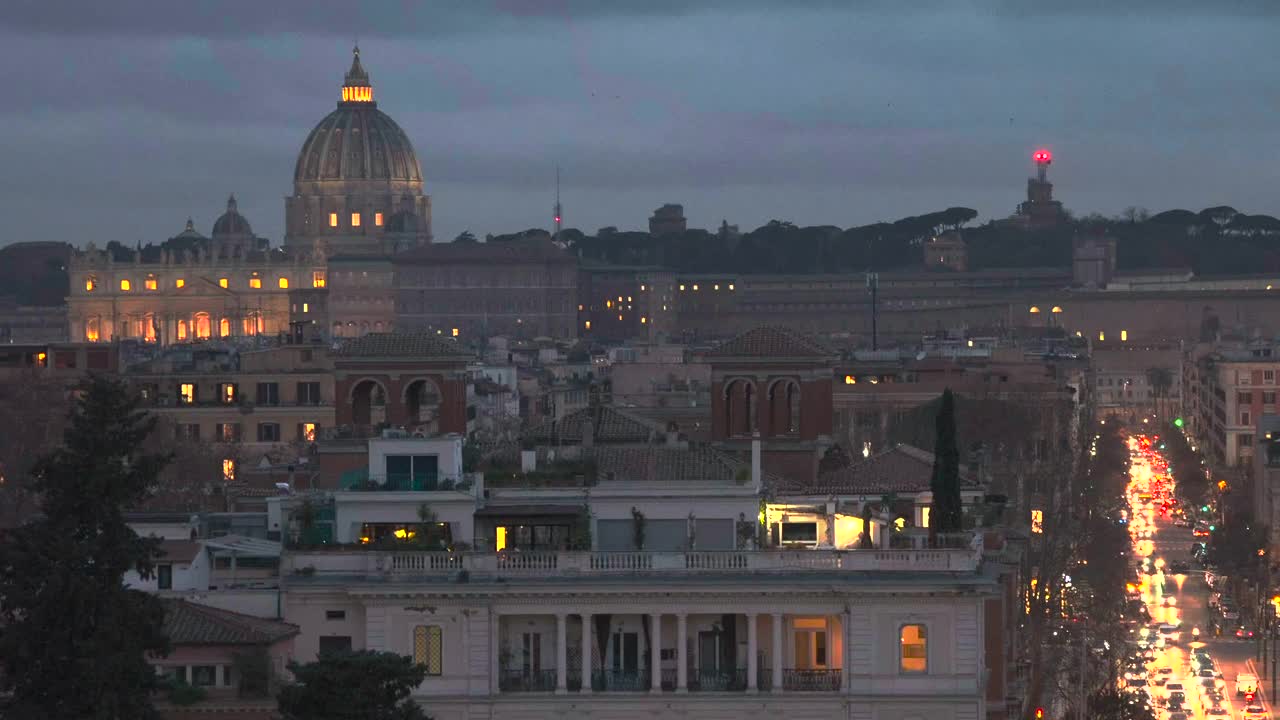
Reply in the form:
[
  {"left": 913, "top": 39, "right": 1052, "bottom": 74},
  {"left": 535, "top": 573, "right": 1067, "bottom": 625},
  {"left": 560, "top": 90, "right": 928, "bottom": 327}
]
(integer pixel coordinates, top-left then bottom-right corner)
[{"left": 553, "top": 165, "right": 563, "bottom": 240}]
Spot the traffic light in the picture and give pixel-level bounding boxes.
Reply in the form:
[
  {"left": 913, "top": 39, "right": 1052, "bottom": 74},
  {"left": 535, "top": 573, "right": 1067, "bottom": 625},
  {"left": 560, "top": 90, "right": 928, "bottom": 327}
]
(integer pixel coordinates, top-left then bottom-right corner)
[
  {"left": 1034, "top": 708, "right": 1045, "bottom": 720},
  {"left": 1202, "top": 505, "right": 1210, "bottom": 512},
  {"left": 1174, "top": 417, "right": 1184, "bottom": 428}
]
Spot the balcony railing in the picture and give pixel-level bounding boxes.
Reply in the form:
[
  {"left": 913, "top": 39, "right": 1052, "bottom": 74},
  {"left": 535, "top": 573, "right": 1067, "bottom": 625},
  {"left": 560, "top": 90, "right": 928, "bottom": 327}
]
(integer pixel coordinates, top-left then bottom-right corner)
[
  {"left": 498, "top": 669, "right": 557, "bottom": 692},
  {"left": 690, "top": 668, "right": 747, "bottom": 692},
  {"left": 783, "top": 669, "right": 842, "bottom": 692},
  {"left": 340, "top": 472, "right": 469, "bottom": 492},
  {"left": 285, "top": 545, "right": 983, "bottom": 579},
  {"left": 592, "top": 669, "right": 650, "bottom": 692}
]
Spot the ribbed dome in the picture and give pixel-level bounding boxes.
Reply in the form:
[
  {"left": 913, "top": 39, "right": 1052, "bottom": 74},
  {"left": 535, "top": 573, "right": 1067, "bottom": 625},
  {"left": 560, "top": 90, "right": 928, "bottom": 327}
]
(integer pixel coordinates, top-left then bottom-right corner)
[
  {"left": 293, "top": 48, "right": 422, "bottom": 185},
  {"left": 212, "top": 195, "right": 253, "bottom": 237}
]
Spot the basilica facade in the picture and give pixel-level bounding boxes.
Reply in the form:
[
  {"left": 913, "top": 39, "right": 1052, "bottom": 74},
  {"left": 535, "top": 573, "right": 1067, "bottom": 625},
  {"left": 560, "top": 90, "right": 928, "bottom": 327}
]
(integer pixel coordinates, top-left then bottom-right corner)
[{"left": 66, "top": 48, "right": 431, "bottom": 346}]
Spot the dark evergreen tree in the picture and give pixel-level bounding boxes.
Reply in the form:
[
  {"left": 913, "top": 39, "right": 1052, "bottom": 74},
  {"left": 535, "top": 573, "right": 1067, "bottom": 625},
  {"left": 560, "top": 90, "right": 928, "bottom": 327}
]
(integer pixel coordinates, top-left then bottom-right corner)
[
  {"left": 277, "top": 650, "right": 430, "bottom": 720},
  {"left": 0, "top": 374, "right": 171, "bottom": 719},
  {"left": 929, "top": 388, "right": 964, "bottom": 537}
]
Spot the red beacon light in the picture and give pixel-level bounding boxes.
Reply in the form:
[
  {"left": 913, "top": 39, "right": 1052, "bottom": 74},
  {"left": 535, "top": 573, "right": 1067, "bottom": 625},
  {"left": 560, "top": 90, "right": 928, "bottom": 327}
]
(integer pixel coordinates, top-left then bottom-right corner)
[{"left": 1033, "top": 149, "right": 1052, "bottom": 164}]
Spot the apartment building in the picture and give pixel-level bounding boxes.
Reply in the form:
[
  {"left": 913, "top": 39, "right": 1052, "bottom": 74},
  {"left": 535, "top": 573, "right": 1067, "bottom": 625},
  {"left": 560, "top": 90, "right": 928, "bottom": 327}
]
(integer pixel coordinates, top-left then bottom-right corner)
[{"left": 1182, "top": 339, "right": 1280, "bottom": 468}]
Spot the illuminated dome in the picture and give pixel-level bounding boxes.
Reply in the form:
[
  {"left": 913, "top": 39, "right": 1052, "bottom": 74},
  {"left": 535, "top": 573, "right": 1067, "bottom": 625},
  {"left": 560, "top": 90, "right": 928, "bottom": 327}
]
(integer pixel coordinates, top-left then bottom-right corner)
[{"left": 292, "top": 47, "right": 423, "bottom": 185}]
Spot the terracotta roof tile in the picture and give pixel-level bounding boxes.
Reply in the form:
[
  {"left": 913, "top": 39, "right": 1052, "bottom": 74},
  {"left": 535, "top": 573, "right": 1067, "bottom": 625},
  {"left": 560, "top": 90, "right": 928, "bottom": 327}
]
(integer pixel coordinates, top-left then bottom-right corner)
[
  {"left": 780, "top": 444, "right": 979, "bottom": 495},
  {"left": 704, "top": 325, "right": 834, "bottom": 359},
  {"left": 336, "top": 333, "right": 474, "bottom": 359},
  {"left": 589, "top": 445, "right": 753, "bottom": 484},
  {"left": 524, "top": 406, "right": 660, "bottom": 445},
  {"left": 163, "top": 599, "right": 298, "bottom": 646},
  {"left": 158, "top": 540, "right": 203, "bottom": 564}
]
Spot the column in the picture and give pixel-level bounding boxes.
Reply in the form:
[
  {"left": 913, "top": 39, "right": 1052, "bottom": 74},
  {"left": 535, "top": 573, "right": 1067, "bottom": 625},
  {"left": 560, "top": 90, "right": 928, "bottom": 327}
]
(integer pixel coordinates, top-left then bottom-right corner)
[
  {"left": 843, "top": 611, "right": 853, "bottom": 693},
  {"left": 650, "top": 613, "right": 663, "bottom": 694},
  {"left": 556, "top": 613, "right": 568, "bottom": 694},
  {"left": 580, "top": 613, "right": 592, "bottom": 694},
  {"left": 747, "top": 613, "right": 759, "bottom": 693},
  {"left": 771, "top": 612, "right": 783, "bottom": 692},
  {"left": 490, "top": 612, "right": 501, "bottom": 695},
  {"left": 676, "top": 613, "right": 688, "bottom": 693}
]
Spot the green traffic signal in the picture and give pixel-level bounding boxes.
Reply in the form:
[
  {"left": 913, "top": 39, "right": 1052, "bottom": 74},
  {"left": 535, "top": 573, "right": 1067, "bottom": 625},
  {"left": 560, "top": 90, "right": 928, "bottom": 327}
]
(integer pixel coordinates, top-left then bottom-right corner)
[
  {"left": 1174, "top": 417, "right": 1184, "bottom": 428},
  {"left": 1209, "top": 525, "right": 1216, "bottom": 531},
  {"left": 1202, "top": 506, "right": 1210, "bottom": 512}
]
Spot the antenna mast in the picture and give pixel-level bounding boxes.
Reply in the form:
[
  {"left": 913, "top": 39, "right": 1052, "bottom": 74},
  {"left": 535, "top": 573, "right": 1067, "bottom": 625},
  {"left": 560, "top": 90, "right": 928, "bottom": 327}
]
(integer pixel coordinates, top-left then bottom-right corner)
[{"left": 554, "top": 166, "right": 563, "bottom": 240}]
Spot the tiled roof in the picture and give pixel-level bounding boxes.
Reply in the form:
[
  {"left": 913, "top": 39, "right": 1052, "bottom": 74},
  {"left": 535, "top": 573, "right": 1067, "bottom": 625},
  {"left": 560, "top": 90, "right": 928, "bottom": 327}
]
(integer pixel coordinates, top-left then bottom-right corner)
[
  {"left": 394, "top": 238, "right": 574, "bottom": 264},
  {"left": 779, "top": 444, "right": 979, "bottom": 495},
  {"left": 162, "top": 599, "right": 298, "bottom": 646},
  {"left": 589, "top": 445, "right": 752, "bottom": 484},
  {"left": 336, "top": 333, "right": 473, "bottom": 359},
  {"left": 524, "top": 406, "right": 660, "bottom": 445},
  {"left": 704, "top": 325, "right": 834, "bottom": 359}
]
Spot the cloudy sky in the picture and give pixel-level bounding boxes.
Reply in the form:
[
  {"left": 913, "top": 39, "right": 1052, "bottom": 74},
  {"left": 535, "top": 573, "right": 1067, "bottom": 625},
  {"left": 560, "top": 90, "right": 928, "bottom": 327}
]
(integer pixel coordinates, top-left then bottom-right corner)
[{"left": 4, "top": 0, "right": 1279, "bottom": 247}]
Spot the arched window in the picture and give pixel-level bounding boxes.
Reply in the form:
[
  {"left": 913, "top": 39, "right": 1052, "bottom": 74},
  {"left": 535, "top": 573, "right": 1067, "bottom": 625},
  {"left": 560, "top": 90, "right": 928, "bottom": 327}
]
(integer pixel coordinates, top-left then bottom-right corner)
[
  {"left": 85, "top": 317, "right": 100, "bottom": 342},
  {"left": 177, "top": 319, "right": 188, "bottom": 341},
  {"left": 242, "top": 311, "right": 263, "bottom": 336},
  {"left": 143, "top": 313, "right": 157, "bottom": 343},
  {"left": 85, "top": 276, "right": 97, "bottom": 292},
  {"left": 144, "top": 274, "right": 158, "bottom": 291},
  {"left": 194, "top": 313, "right": 211, "bottom": 340},
  {"left": 219, "top": 317, "right": 231, "bottom": 338},
  {"left": 249, "top": 273, "right": 262, "bottom": 289},
  {"left": 278, "top": 277, "right": 289, "bottom": 289}
]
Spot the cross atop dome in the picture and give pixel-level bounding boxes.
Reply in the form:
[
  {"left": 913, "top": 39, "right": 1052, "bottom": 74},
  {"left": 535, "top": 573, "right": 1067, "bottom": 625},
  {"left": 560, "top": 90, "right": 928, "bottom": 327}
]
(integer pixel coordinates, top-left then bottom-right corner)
[{"left": 341, "top": 45, "right": 373, "bottom": 104}]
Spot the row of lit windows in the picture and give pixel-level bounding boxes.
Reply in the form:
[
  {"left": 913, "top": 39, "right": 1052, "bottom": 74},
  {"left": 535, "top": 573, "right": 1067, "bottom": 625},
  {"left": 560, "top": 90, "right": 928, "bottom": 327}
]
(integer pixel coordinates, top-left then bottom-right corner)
[
  {"left": 87, "top": 272, "right": 326, "bottom": 293},
  {"left": 83, "top": 312, "right": 265, "bottom": 343},
  {"left": 636, "top": 282, "right": 736, "bottom": 293},
  {"left": 328, "top": 212, "right": 383, "bottom": 228}
]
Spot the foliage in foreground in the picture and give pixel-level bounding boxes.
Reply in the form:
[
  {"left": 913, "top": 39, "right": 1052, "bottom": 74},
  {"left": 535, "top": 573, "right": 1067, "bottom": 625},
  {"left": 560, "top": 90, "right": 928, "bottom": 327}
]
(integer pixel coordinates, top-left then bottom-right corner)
[{"left": 277, "top": 650, "right": 430, "bottom": 720}]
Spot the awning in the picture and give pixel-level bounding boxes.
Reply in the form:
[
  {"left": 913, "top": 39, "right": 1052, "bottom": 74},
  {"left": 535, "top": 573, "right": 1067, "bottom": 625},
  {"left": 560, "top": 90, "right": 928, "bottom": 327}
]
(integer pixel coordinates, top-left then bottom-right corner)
[{"left": 475, "top": 504, "right": 583, "bottom": 518}]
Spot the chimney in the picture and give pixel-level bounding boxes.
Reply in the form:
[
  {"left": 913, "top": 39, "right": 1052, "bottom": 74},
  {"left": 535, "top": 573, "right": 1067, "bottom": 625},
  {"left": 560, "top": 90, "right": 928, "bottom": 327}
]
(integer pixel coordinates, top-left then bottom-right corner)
[{"left": 751, "top": 431, "right": 762, "bottom": 491}]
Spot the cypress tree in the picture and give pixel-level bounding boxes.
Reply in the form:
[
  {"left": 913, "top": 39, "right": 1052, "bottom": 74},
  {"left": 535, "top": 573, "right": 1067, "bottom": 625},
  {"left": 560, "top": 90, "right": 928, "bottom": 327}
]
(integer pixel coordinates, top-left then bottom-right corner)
[
  {"left": 929, "top": 388, "right": 964, "bottom": 538},
  {"left": 0, "top": 375, "right": 171, "bottom": 719}
]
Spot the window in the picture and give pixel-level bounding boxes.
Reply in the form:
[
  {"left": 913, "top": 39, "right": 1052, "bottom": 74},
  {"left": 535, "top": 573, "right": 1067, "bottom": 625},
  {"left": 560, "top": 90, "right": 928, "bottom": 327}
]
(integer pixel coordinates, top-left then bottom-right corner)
[
  {"left": 900, "top": 624, "right": 928, "bottom": 673},
  {"left": 249, "top": 274, "right": 262, "bottom": 289},
  {"left": 145, "top": 274, "right": 158, "bottom": 291},
  {"left": 219, "top": 317, "right": 231, "bottom": 337},
  {"left": 1265, "top": 392, "right": 1276, "bottom": 405},
  {"left": 1239, "top": 392, "right": 1253, "bottom": 404},
  {"left": 216, "top": 423, "right": 241, "bottom": 442},
  {"left": 781, "top": 522, "right": 818, "bottom": 545},
  {"left": 375, "top": 212, "right": 384, "bottom": 226},
  {"left": 177, "top": 423, "right": 200, "bottom": 441},
  {"left": 351, "top": 212, "right": 362, "bottom": 227},
  {"left": 179, "top": 383, "right": 196, "bottom": 405},
  {"left": 120, "top": 279, "right": 132, "bottom": 291},
  {"left": 175, "top": 278, "right": 185, "bottom": 289},
  {"left": 297, "top": 381, "right": 322, "bottom": 405},
  {"left": 256, "top": 382, "right": 279, "bottom": 406},
  {"left": 414, "top": 626, "right": 443, "bottom": 675},
  {"left": 302, "top": 302, "right": 309, "bottom": 313},
  {"left": 326, "top": 610, "right": 346, "bottom": 620},
  {"left": 219, "top": 277, "right": 229, "bottom": 288},
  {"left": 1267, "top": 370, "right": 1276, "bottom": 384},
  {"left": 299, "top": 422, "right": 317, "bottom": 442},
  {"left": 85, "top": 276, "right": 96, "bottom": 292},
  {"left": 329, "top": 213, "right": 338, "bottom": 227},
  {"left": 312, "top": 271, "right": 326, "bottom": 288},
  {"left": 1240, "top": 434, "right": 1254, "bottom": 447},
  {"left": 319, "top": 636, "right": 352, "bottom": 656},
  {"left": 222, "top": 458, "right": 237, "bottom": 481},
  {"left": 243, "top": 311, "right": 264, "bottom": 336},
  {"left": 191, "top": 666, "right": 217, "bottom": 687},
  {"left": 1242, "top": 411, "right": 1252, "bottom": 425},
  {"left": 278, "top": 277, "right": 289, "bottom": 289},
  {"left": 257, "top": 423, "right": 281, "bottom": 442},
  {"left": 157, "top": 564, "right": 172, "bottom": 590},
  {"left": 220, "top": 383, "right": 237, "bottom": 404}
]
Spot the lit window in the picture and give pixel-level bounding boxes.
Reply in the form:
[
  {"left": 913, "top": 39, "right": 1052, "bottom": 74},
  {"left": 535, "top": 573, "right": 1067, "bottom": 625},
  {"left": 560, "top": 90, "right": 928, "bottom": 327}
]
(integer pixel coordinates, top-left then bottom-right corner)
[
  {"left": 312, "top": 271, "right": 326, "bottom": 288},
  {"left": 194, "top": 313, "right": 211, "bottom": 339},
  {"left": 1121, "top": 330, "right": 1128, "bottom": 342},
  {"left": 222, "top": 458, "right": 236, "bottom": 481},
  {"left": 278, "top": 277, "right": 289, "bottom": 289},
  {"left": 34, "top": 351, "right": 47, "bottom": 367},
  {"left": 413, "top": 625, "right": 443, "bottom": 676},
  {"left": 577, "top": 304, "right": 584, "bottom": 311},
  {"left": 85, "top": 318, "right": 100, "bottom": 342},
  {"left": 175, "top": 278, "right": 185, "bottom": 289},
  {"left": 301, "top": 423, "right": 316, "bottom": 442},
  {"left": 1099, "top": 331, "right": 1105, "bottom": 341},
  {"left": 221, "top": 384, "right": 236, "bottom": 404},
  {"left": 1051, "top": 306, "right": 1063, "bottom": 313},
  {"left": 618, "top": 314, "right": 623, "bottom": 321},
  {"left": 176, "top": 320, "right": 188, "bottom": 340},
  {"left": 85, "top": 276, "right": 97, "bottom": 292},
  {"left": 844, "top": 375, "right": 857, "bottom": 385},
  {"left": 627, "top": 296, "right": 632, "bottom": 302},
  {"left": 728, "top": 283, "right": 735, "bottom": 291},
  {"left": 375, "top": 212, "right": 384, "bottom": 227},
  {"left": 1029, "top": 306, "right": 1040, "bottom": 314},
  {"left": 640, "top": 284, "right": 646, "bottom": 291},
  {"left": 219, "top": 317, "right": 230, "bottom": 337},
  {"left": 249, "top": 275, "right": 262, "bottom": 289},
  {"left": 179, "top": 383, "right": 195, "bottom": 404},
  {"left": 679, "top": 284, "right": 686, "bottom": 291},
  {"left": 144, "top": 275, "right": 158, "bottom": 291},
  {"left": 451, "top": 328, "right": 460, "bottom": 337},
  {"left": 606, "top": 300, "right": 613, "bottom": 309},
  {"left": 714, "top": 285, "right": 719, "bottom": 291},
  {"left": 219, "top": 278, "right": 229, "bottom": 289},
  {"left": 120, "top": 279, "right": 132, "bottom": 291},
  {"left": 329, "top": 213, "right": 338, "bottom": 227},
  {"left": 640, "top": 317, "right": 647, "bottom": 324},
  {"left": 496, "top": 526, "right": 508, "bottom": 551},
  {"left": 302, "top": 302, "right": 309, "bottom": 313},
  {"left": 900, "top": 624, "right": 927, "bottom": 673},
  {"left": 692, "top": 284, "right": 699, "bottom": 291},
  {"left": 584, "top": 320, "right": 591, "bottom": 330},
  {"left": 351, "top": 213, "right": 361, "bottom": 227},
  {"left": 143, "top": 314, "right": 156, "bottom": 342}
]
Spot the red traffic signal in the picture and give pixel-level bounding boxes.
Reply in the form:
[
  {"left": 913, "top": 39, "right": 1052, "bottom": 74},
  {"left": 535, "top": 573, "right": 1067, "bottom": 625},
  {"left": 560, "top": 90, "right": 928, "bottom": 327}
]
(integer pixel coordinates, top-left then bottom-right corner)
[{"left": 1034, "top": 708, "right": 1045, "bottom": 720}]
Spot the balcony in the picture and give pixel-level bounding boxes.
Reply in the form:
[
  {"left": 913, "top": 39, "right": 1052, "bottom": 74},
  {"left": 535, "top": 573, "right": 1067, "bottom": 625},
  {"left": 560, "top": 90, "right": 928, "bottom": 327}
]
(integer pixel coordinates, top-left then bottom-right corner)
[
  {"left": 783, "top": 669, "right": 842, "bottom": 692},
  {"left": 498, "top": 669, "right": 557, "bottom": 692},
  {"left": 339, "top": 470, "right": 470, "bottom": 493},
  {"left": 592, "top": 669, "right": 650, "bottom": 692},
  {"left": 284, "top": 546, "right": 983, "bottom": 579},
  {"left": 690, "top": 668, "right": 747, "bottom": 692}
]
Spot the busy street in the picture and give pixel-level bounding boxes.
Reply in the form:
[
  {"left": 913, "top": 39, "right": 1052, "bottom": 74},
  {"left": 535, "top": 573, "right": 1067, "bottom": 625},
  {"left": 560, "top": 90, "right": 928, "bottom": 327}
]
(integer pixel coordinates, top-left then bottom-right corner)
[{"left": 1125, "top": 433, "right": 1271, "bottom": 720}]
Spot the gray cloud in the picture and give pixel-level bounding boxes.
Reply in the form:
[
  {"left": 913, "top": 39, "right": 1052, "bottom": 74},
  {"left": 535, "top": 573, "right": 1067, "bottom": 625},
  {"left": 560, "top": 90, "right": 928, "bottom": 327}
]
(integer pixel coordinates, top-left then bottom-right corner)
[{"left": 2, "top": 1, "right": 1279, "bottom": 246}]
